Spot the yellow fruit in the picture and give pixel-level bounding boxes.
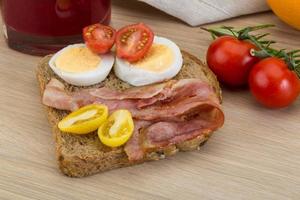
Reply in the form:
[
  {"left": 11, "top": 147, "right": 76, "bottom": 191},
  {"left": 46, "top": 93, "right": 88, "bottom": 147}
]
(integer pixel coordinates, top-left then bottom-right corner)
[
  {"left": 267, "top": 0, "right": 300, "bottom": 30},
  {"left": 98, "top": 109, "right": 134, "bottom": 147},
  {"left": 58, "top": 104, "right": 108, "bottom": 134}
]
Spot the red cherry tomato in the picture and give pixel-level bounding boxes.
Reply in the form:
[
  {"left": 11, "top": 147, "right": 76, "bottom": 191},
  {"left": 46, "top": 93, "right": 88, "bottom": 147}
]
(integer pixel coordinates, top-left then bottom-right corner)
[
  {"left": 116, "top": 23, "right": 154, "bottom": 62},
  {"left": 206, "top": 36, "right": 260, "bottom": 87},
  {"left": 249, "top": 57, "right": 300, "bottom": 108},
  {"left": 83, "top": 24, "right": 116, "bottom": 54}
]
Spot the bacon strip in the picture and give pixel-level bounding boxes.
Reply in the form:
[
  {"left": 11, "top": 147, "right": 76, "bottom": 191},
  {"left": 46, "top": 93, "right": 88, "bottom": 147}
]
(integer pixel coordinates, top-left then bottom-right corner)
[
  {"left": 42, "top": 78, "right": 224, "bottom": 161},
  {"left": 90, "top": 80, "right": 174, "bottom": 100},
  {"left": 124, "top": 120, "right": 152, "bottom": 161},
  {"left": 125, "top": 102, "right": 224, "bottom": 161},
  {"left": 42, "top": 79, "right": 79, "bottom": 111}
]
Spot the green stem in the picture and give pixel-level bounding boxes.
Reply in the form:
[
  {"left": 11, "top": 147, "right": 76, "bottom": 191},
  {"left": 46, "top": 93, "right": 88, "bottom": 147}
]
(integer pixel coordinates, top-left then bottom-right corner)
[
  {"left": 200, "top": 27, "right": 236, "bottom": 37},
  {"left": 248, "top": 35, "right": 272, "bottom": 59},
  {"left": 238, "top": 24, "right": 275, "bottom": 33}
]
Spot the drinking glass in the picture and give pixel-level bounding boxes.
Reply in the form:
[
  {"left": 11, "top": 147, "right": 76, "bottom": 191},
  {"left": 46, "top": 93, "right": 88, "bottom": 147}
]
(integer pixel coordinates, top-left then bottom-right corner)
[{"left": 1, "top": 0, "right": 111, "bottom": 55}]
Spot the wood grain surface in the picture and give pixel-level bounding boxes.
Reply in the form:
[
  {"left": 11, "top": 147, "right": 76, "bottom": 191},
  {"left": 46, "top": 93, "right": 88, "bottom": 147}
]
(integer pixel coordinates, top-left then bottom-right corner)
[{"left": 1, "top": 0, "right": 300, "bottom": 199}]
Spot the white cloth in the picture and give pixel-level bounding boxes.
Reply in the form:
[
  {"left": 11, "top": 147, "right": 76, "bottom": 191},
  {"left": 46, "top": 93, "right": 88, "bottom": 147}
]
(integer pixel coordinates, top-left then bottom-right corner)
[{"left": 140, "top": 0, "right": 270, "bottom": 26}]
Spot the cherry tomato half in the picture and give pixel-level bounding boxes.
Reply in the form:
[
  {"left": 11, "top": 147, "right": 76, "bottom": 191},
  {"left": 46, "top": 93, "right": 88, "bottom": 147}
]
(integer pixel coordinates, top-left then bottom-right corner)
[
  {"left": 98, "top": 109, "right": 134, "bottom": 147},
  {"left": 116, "top": 23, "right": 154, "bottom": 62},
  {"left": 249, "top": 57, "right": 300, "bottom": 108},
  {"left": 58, "top": 104, "right": 108, "bottom": 134},
  {"left": 206, "top": 36, "right": 260, "bottom": 87},
  {"left": 83, "top": 24, "right": 116, "bottom": 54}
]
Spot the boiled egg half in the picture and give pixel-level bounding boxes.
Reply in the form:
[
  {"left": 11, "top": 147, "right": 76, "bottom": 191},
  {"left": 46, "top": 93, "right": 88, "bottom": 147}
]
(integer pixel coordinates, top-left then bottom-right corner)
[
  {"left": 49, "top": 43, "right": 114, "bottom": 86},
  {"left": 114, "top": 36, "right": 183, "bottom": 86}
]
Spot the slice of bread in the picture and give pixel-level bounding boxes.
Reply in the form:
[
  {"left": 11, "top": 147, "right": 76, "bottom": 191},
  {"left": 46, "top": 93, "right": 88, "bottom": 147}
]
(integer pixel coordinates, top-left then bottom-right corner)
[{"left": 36, "top": 51, "right": 221, "bottom": 177}]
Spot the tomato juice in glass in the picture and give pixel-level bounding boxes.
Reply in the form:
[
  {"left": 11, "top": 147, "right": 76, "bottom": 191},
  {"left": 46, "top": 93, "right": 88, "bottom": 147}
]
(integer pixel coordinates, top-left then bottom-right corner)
[{"left": 1, "top": 0, "right": 111, "bottom": 55}]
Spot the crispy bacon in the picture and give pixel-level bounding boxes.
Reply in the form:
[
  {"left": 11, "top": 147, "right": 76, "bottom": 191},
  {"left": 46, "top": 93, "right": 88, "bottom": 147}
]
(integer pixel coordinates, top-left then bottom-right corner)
[{"left": 42, "top": 78, "right": 224, "bottom": 161}]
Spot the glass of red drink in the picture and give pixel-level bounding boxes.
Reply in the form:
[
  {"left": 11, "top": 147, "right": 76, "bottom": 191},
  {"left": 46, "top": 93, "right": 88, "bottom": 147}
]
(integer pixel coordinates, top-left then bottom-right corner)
[{"left": 1, "top": 0, "right": 111, "bottom": 55}]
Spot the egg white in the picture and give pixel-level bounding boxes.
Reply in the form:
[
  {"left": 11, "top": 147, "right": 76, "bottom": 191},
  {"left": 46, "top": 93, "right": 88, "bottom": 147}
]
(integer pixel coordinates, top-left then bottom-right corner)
[
  {"left": 114, "top": 36, "right": 183, "bottom": 86},
  {"left": 49, "top": 43, "right": 114, "bottom": 86}
]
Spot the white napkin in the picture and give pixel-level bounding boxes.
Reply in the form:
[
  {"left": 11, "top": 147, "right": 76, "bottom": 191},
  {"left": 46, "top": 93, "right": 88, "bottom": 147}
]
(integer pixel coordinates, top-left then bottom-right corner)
[{"left": 140, "top": 0, "right": 270, "bottom": 26}]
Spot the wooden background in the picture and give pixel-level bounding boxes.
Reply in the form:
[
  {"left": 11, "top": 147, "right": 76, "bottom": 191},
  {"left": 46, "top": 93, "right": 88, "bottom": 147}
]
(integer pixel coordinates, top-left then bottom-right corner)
[{"left": 1, "top": 0, "right": 300, "bottom": 199}]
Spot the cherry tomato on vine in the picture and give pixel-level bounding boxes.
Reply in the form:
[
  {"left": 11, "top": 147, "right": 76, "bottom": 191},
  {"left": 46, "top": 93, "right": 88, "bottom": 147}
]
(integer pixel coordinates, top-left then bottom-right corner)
[
  {"left": 249, "top": 57, "right": 300, "bottom": 108},
  {"left": 206, "top": 36, "right": 260, "bottom": 87}
]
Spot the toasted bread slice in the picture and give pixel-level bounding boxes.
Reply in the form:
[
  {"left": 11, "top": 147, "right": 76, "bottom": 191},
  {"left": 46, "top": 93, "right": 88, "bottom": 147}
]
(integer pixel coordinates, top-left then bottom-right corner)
[{"left": 36, "top": 51, "right": 221, "bottom": 177}]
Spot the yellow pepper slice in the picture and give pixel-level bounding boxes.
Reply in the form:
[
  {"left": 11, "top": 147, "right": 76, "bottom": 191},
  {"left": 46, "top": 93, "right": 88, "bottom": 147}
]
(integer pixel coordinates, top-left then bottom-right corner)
[
  {"left": 58, "top": 104, "right": 108, "bottom": 134},
  {"left": 98, "top": 109, "right": 134, "bottom": 147}
]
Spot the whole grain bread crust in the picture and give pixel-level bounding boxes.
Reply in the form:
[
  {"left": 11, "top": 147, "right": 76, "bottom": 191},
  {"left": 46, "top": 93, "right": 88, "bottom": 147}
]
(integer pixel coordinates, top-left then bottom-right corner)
[{"left": 36, "top": 51, "right": 221, "bottom": 177}]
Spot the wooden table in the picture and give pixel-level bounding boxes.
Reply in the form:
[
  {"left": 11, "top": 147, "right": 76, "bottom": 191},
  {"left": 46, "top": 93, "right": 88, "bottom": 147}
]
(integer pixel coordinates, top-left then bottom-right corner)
[{"left": 1, "top": 1, "right": 300, "bottom": 199}]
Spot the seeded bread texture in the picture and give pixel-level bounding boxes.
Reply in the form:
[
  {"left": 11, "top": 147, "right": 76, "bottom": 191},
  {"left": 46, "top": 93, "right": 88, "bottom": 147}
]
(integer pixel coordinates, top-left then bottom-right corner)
[{"left": 36, "top": 51, "right": 221, "bottom": 177}]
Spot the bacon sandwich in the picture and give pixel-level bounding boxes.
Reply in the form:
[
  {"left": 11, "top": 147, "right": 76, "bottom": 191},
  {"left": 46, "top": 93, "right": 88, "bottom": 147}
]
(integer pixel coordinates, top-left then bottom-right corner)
[{"left": 37, "top": 51, "right": 224, "bottom": 177}]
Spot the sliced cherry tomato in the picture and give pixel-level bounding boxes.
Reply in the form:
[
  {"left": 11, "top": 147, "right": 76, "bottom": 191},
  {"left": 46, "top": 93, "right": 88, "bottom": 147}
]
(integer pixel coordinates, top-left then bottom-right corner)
[
  {"left": 207, "top": 36, "right": 260, "bottom": 87},
  {"left": 83, "top": 24, "right": 116, "bottom": 54},
  {"left": 116, "top": 23, "right": 154, "bottom": 62},
  {"left": 98, "top": 110, "right": 134, "bottom": 147},
  {"left": 249, "top": 57, "right": 300, "bottom": 108},
  {"left": 58, "top": 104, "right": 108, "bottom": 134}
]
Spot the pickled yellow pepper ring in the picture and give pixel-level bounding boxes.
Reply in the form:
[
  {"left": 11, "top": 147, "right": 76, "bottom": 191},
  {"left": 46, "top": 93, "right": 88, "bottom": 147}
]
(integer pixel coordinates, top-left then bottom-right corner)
[
  {"left": 98, "top": 109, "right": 134, "bottom": 147},
  {"left": 58, "top": 104, "right": 108, "bottom": 134}
]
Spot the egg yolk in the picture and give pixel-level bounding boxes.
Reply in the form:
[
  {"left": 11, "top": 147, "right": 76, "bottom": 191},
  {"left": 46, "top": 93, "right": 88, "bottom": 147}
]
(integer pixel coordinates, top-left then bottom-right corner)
[
  {"left": 55, "top": 47, "right": 101, "bottom": 73},
  {"left": 132, "top": 44, "right": 174, "bottom": 72}
]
